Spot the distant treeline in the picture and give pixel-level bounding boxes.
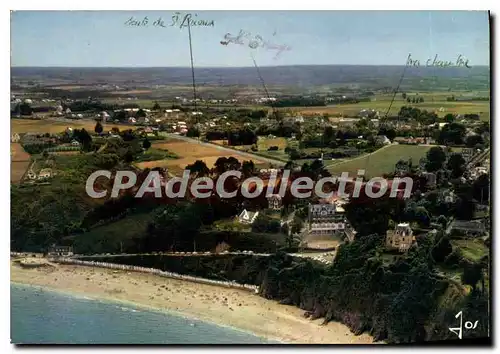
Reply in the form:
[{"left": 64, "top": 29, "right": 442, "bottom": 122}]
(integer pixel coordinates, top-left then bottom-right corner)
[{"left": 269, "top": 97, "right": 326, "bottom": 107}]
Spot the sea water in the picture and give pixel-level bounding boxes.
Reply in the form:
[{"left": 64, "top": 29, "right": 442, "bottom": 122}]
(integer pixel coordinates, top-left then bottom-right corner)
[{"left": 10, "top": 283, "right": 276, "bottom": 344}]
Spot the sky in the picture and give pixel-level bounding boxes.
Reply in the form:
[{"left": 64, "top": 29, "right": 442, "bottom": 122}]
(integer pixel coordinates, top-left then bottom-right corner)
[{"left": 10, "top": 10, "right": 490, "bottom": 67}]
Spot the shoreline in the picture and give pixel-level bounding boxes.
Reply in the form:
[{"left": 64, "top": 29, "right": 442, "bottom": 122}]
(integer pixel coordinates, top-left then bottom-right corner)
[
  {"left": 11, "top": 281, "right": 276, "bottom": 344},
  {"left": 11, "top": 261, "right": 374, "bottom": 344}
]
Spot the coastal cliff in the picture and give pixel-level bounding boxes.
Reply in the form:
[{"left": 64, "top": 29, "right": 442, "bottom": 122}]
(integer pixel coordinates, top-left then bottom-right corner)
[{"left": 85, "top": 235, "right": 489, "bottom": 343}]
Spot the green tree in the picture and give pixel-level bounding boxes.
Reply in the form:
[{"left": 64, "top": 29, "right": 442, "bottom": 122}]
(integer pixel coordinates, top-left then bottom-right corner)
[
  {"left": 444, "top": 113, "right": 455, "bottom": 123},
  {"left": 136, "top": 109, "right": 146, "bottom": 118},
  {"left": 241, "top": 160, "right": 255, "bottom": 177},
  {"left": 142, "top": 138, "right": 151, "bottom": 150},
  {"left": 290, "top": 216, "right": 304, "bottom": 235},
  {"left": 462, "top": 262, "right": 483, "bottom": 291},
  {"left": 152, "top": 101, "right": 161, "bottom": 111},
  {"left": 252, "top": 214, "right": 280, "bottom": 233},
  {"left": 94, "top": 121, "right": 104, "bottom": 134},
  {"left": 431, "top": 234, "right": 452, "bottom": 263},
  {"left": 425, "top": 146, "right": 446, "bottom": 172},
  {"left": 465, "top": 135, "right": 484, "bottom": 148},
  {"left": 185, "top": 160, "right": 210, "bottom": 177},
  {"left": 446, "top": 153, "right": 466, "bottom": 178},
  {"left": 438, "top": 123, "right": 466, "bottom": 145},
  {"left": 186, "top": 127, "right": 200, "bottom": 138},
  {"left": 437, "top": 215, "right": 448, "bottom": 229}
]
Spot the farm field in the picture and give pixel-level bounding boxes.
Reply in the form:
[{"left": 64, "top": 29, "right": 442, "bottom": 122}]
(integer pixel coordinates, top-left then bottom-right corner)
[
  {"left": 11, "top": 143, "right": 31, "bottom": 161},
  {"left": 11, "top": 143, "right": 31, "bottom": 183},
  {"left": 289, "top": 93, "right": 490, "bottom": 121},
  {"left": 11, "top": 118, "right": 136, "bottom": 134},
  {"left": 327, "top": 144, "right": 432, "bottom": 178},
  {"left": 11, "top": 162, "right": 31, "bottom": 183},
  {"left": 135, "top": 139, "right": 269, "bottom": 175}
]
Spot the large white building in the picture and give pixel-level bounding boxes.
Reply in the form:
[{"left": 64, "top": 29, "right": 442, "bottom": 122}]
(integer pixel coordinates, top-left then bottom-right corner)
[{"left": 308, "top": 199, "right": 347, "bottom": 235}]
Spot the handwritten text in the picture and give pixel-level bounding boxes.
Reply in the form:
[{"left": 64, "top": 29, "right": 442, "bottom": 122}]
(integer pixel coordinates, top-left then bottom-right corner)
[
  {"left": 406, "top": 53, "right": 471, "bottom": 68},
  {"left": 124, "top": 12, "right": 215, "bottom": 30},
  {"left": 220, "top": 30, "right": 291, "bottom": 59}
]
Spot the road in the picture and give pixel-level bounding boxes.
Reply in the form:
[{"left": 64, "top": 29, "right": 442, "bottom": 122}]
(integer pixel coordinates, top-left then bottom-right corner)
[
  {"left": 73, "top": 249, "right": 335, "bottom": 264},
  {"left": 466, "top": 148, "right": 490, "bottom": 170},
  {"left": 164, "top": 133, "right": 286, "bottom": 167}
]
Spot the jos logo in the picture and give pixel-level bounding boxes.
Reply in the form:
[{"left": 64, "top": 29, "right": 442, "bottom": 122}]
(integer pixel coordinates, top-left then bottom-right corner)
[{"left": 449, "top": 311, "right": 479, "bottom": 339}]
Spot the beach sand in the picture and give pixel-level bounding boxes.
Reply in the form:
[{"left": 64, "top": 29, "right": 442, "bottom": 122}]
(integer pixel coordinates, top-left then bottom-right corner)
[{"left": 10, "top": 260, "right": 373, "bottom": 344}]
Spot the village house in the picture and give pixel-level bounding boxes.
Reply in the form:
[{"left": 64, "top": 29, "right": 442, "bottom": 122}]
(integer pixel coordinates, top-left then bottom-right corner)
[
  {"left": 11, "top": 133, "right": 20, "bottom": 143},
  {"left": 440, "top": 190, "right": 457, "bottom": 204},
  {"left": 238, "top": 209, "right": 260, "bottom": 224},
  {"left": 100, "top": 111, "right": 110, "bottom": 121},
  {"left": 385, "top": 223, "right": 417, "bottom": 252},
  {"left": 71, "top": 140, "right": 80, "bottom": 146},
  {"left": 369, "top": 118, "right": 380, "bottom": 128},
  {"left": 467, "top": 166, "right": 488, "bottom": 181},
  {"left": 38, "top": 168, "right": 53, "bottom": 180},
  {"left": 460, "top": 148, "right": 476, "bottom": 162},
  {"left": 422, "top": 171, "right": 437, "bottom": 188},
  {"left": 267, "top": 194, "right": 283, "bottom": 210},
  {"left": 375, "top": 135, "right": 391, "bottom": 145}
]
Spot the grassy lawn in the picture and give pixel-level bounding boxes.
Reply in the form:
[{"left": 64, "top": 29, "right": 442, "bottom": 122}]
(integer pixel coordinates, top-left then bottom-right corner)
[
  {"left": 452, "top": 239, "right": 489, "bottom": 262},
  {"left": 327, "top": 144, "right": 431, "bottom": 178},
  {"left": 212, "top": 219, "right": 251, "bottom": 232},
  {"left": 134, "top": 148, "right": 178, "bottom": 163}
]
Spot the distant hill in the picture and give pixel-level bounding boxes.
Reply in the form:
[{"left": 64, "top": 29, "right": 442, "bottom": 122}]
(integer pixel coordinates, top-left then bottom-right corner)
[{"left": 11, "top": 65, "right": 490, "bottom": 91}]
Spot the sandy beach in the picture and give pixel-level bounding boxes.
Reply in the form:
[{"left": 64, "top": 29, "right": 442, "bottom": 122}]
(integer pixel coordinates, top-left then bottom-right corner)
[{"left": 11, "top": 259, "right": 373, "bottom": 344}]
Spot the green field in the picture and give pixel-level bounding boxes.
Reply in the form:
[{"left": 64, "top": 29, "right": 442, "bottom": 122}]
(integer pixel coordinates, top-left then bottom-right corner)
[
  {"left": 293, "top": 92, "right": 490, "bottom": 121},
  {"left": 452, "top": 239, "right": 489, "bottom": 262},
  {"left": 101, "top": 90, "right": 489, "bottom": 121},
  {"left": 327, "top": 144, "right": 431, "bottom": 178}
]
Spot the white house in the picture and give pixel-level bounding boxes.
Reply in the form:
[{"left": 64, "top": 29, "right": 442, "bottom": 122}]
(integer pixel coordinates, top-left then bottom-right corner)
[
  {"left": 101, "top": 111, "right": 110, "bottom": 121},
  {"left": 71, "top": 140, "right": 80, "bottom": 146},
  {"left": 11, "top": 133, "right": 20, "bottom": 143},
  {"left": 375, "top": 135, "right": 391, "bottom": 145},
  {"left": 26, "top": 170, "right": 37, "bottom": 180},
  {"left": 267, "top": 194, "right": 283, "bottom": 210},
  {"left": 238, "top": 210, "right": 259, "bottom": 224},
  {"left": 38, "top": 168, "right": 52, "bottom": 180}
]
